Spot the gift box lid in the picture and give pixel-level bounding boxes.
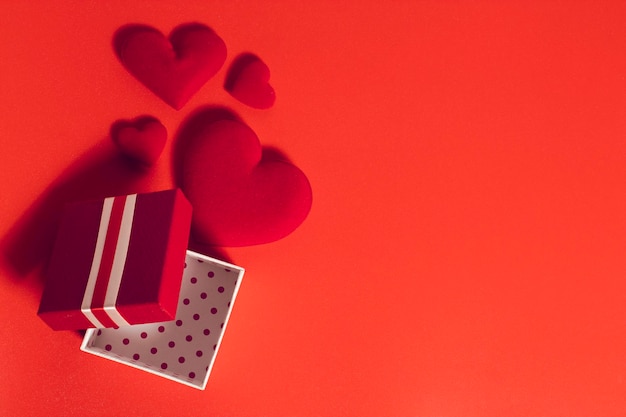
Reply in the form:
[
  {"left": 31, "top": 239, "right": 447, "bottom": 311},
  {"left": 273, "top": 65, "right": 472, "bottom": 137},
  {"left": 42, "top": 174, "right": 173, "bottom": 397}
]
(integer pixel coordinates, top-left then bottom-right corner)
[
  {"left": 38, "top": 189, "right": 192, "bottom": 331},
  {"left": 81, "top": 250, "right": 245, "bottom": 390}
]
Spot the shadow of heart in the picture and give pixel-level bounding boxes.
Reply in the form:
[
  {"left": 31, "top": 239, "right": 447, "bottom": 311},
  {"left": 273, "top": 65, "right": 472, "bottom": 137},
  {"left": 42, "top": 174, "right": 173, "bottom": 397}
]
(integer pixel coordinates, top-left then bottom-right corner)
[{"left": 1, "top": 136, "right": 230, "bottom": 285}]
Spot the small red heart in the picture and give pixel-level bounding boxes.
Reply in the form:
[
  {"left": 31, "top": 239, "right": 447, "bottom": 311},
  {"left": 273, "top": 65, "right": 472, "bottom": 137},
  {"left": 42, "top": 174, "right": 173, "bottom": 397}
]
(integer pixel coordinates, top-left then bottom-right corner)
[
  {"left": 115, "top": 23, "right": 227, "bottom": 110},
  {"left": 179, "top": 118, "right": 312, "bottom": 246},
  {"left": 110, "top": 116, "right": 167, "bottom": 166},
  {"left": 224, "top": 53, "right": 276, "bottom": 109}
]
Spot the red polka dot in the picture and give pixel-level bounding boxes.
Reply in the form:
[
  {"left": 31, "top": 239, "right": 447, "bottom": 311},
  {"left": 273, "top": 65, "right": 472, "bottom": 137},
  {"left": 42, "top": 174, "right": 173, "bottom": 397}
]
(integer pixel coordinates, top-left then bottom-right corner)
[
  {"left": 151, "top": 347, "right": 158, "bottom": 354},
  {"left": 186, "top": 335, "right": 193, "bottom": 342},
  {"left": 178, "top": 356, "right": 185, "bottom": 364},
  {"left": 208, "top": 271, "right": 214, "bottom": 278},
  {"left": 196, "top": 350, "right": 203, "bottom": 357},
  {"left": 220, "top": 322, "right": 224, "bottom": 329},
  {"left": 161, "top": 363, "right": 168, "bottom": 370},
  {"left": 168, "top": 341, "right": 175, "bottom": 348},
  {"left": 200, "top": 292, "right": 207, "bottom": 299},
  {"left": 203, "top": 328, "right": 210, "bottom": 335},
  {"left": 122, "top": 338, "right": 130, "bottom": 345},
  {"left": 105, "top": 344, "right": 112, "bottom": 351},
  {"left": 211, "top": 307, "right": 218, "bottom": 314},
  {"left": 193, "top": 313, "right": 200, "bottom": 320},
  {"left": 225, "top": 268, "right": 231, "bottom": 272},
  {"left": 191, "top": 277, "right": 197, "bottom": 284},
  {"left": 140, "top": 332, "right": 148, "bottom": 339},
  {"left": 213, "top": 344, "right": 217, "bottom": 350},
  {"left": 97, "top": 330, "right": 102, "bottom": 336},
  {"left": 133, "top": 353, "right": 140, "bottom": 360},
  {"left": 158, "top": 326, "right": 165, "bottom": 333},
  {"left": 227, "top": 301, "right": 231, "bottom": 307},
  {"left": 183, "top": 298, "right": 190, "bottom": 305},
  {"left": 197, "top": 259, "right": 204, "bottom": 263},
  {"left": 184, "top": 262, "right": 187, "bottom": 268},
  {"left": 218, "top": 286, "right": 224, "bottom": 293},
  {"left": 176, "top": 320, "right": 183, "bottom": 326},
  {"left": 189, "top": 372, "right": 196, "bottom": 379}
]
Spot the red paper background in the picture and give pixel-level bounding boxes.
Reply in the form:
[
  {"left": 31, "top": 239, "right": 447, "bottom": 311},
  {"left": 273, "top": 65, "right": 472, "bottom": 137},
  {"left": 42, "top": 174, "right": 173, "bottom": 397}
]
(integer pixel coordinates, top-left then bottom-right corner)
[{"left": 2, "top": 1, "right": 626, "bottom": 416}]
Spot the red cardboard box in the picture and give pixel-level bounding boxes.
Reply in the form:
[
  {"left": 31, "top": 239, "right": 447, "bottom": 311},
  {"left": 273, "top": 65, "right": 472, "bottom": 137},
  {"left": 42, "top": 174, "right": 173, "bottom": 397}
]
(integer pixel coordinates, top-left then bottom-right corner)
[{"left": 38, "top": 189, "right": 192, "bottom": 331}]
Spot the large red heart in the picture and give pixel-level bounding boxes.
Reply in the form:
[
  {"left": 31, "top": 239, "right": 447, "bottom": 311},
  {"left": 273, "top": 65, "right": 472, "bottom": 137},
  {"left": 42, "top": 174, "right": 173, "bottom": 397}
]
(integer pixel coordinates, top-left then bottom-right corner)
[
  {"left": 224, "top": 53, "right": 276, "bottom": 109},
  {"left": 115, "top": 23, "right": 227, "bottom": 110},
  {"left": 179, "top": 118, "right": 312, "bottom": 246},
  {"left": 110, "top": 116, "right": 167, "bottom": 166}
]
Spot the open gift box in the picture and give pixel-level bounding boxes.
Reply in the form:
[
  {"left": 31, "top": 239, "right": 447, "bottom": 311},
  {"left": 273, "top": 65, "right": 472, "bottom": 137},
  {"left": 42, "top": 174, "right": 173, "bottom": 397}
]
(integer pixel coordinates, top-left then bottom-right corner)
[
  {"left": 37, "top": 189, "right": 246, "bottom": 389},
  {"left": 81, "top": 250, "right": 244, "bottom": 390},
  {"left": 38, "top": 189, "right": 192, "bottom": 330}
]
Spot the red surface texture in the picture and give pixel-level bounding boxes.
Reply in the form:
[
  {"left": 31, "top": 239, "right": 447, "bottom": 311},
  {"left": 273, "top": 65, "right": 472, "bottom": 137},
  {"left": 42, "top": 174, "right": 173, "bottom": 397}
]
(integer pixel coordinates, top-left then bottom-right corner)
[{"left": 3, "top": 2, "right": 626, "bottom": 417}]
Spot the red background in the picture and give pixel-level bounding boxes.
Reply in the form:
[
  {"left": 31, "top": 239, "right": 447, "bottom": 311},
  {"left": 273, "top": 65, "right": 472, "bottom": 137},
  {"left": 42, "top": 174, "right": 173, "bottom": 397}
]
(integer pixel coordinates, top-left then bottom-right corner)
[{"left": 2, "top": 1, "right": 626, "bottom": 416}]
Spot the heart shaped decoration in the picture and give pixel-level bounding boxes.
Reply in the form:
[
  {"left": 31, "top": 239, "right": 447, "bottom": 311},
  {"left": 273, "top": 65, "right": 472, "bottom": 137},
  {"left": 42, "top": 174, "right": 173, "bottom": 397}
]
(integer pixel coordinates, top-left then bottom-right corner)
[
  {"left": 179, "top": 118, "right": 312, "bottom": 246},
  {"left": 114, "top": 23, "right": 227, "bottom": 110},
  {"left": 224, "top": 53, "right": 275, "bottom": 109},
  {"left": 110, "top": 116, "right": 167, "bottom": 166}
]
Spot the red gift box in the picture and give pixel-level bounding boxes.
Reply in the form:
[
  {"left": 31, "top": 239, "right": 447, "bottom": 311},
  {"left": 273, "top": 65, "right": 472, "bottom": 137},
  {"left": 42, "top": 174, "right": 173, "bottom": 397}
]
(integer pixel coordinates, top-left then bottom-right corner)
[{"left": 38, "top": 189, "right": 192, "bottom": 331}]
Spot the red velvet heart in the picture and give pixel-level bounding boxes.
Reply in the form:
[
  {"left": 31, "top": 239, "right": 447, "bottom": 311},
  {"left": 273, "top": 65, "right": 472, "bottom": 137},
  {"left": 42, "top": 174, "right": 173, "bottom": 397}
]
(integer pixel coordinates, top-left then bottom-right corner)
[
  {"left": 115, "top": 23, "right": 227, "bottom": 110},
  {"left": 224, "top": 53, "right": 276, "bottom": 109},
  {"left": 180, "top": 119, "right": 312, "bottom": 246},
  {"left": 110, "top": 116, "right": 167, "bottom": 166}
]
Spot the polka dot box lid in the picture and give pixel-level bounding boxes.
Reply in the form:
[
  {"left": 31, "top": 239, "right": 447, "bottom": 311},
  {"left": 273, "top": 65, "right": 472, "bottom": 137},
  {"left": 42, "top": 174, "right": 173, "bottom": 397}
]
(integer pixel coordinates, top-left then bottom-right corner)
[{"left": 81, "top": 250, "right": 244, "bottom": 390}]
